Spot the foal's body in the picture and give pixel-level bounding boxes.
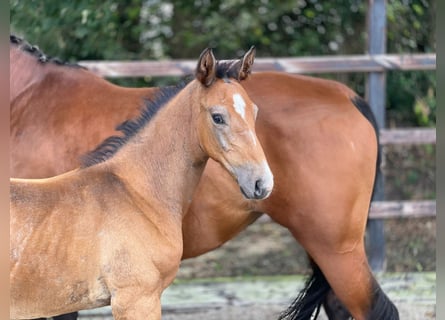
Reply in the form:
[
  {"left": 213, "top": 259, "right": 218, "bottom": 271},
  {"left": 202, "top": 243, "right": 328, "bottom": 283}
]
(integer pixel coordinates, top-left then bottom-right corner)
[
  {"left": 11, "top": 48, "right": 272, "bottom": 319},
  {"left": 11, "top": 36, "right": 398, "bottom": 320},
  {"left": 12, "top": 168, "right": 182, "bottom": 316}
]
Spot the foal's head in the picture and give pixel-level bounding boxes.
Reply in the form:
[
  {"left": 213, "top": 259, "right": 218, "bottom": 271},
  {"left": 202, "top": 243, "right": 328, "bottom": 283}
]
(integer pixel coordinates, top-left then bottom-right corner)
[{"left": 193, "top": 47, "right": 273, "bottom": 200}]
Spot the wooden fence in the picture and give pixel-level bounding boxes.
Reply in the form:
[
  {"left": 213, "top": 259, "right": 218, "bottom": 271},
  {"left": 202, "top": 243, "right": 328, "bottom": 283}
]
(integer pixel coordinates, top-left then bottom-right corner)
[
  {"left": 79, "top": 53, "right": 436, "bottom": 78},
  {"left": 79, "top": 53, "right": 437, "bottom": 221}
]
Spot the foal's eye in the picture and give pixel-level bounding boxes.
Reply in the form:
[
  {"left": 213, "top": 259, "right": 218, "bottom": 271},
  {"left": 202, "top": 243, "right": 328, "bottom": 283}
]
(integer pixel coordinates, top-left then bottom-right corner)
[{"left": 211, "top": 113, "right": 225, "bottom": 125}]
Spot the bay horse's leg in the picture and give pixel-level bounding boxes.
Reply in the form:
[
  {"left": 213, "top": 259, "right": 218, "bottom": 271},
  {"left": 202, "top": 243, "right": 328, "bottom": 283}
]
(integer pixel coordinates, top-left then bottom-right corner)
[
  {"left": 307, "top": 242, "right": 382, "bottom": 320},
  {"left": 279, "top": 227, "right": 398, "bottom": 320},
  {"left": 312, "top": 249, "right": 397, "bottom": 320},
  {"left": 299, "top": 251, "right": 354, "bottom": 319},
  {"left": 277, "top": 207, "right": 398, "bottom": 320}
]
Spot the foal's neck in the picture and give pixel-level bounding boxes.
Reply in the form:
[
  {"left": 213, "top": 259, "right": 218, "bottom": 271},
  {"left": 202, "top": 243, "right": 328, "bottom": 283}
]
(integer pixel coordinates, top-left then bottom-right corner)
[{"left": 108, "top": 81, "right": 207, "bottom": 221}]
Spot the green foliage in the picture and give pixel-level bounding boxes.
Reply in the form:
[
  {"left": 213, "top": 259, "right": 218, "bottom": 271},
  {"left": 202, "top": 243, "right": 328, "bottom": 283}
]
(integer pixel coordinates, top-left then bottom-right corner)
[
  {"left": 10, "top": 0, "right": 435, "bottom": 126},
  {"left": 385, "top": 0, "right": 436, "bottom": 127},
  {"left": 387, "top": 0, "right": 435, "bottom": 53},
  {"left": 387, "top": 70, "right": 436, "bottom": 127},
  {"left": 10, "top": 0, "right": 145, "bottom": 60},
  {"left": 10, "top": 0, "right": 370, "bottom": 59},
  {"left": 164, "top": 0, "right": 367, "bottom": 58}
]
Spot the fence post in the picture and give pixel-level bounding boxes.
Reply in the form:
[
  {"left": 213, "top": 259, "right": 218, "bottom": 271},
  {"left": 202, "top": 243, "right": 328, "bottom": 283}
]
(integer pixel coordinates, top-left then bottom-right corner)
[{"left": 365, "top": 0, "right": 387, "bottom": 272}]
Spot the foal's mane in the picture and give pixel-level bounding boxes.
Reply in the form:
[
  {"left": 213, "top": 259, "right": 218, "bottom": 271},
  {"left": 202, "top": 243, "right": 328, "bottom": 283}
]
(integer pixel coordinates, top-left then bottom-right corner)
[
  {"left": 80, "top": 83, "right": 186, "bottom": 168},
  {"left": 80, "top": 58, "right": 245, "bottom": 168},
  {"left": 10, "top": 34, "right": 84, "bottom": 68}
]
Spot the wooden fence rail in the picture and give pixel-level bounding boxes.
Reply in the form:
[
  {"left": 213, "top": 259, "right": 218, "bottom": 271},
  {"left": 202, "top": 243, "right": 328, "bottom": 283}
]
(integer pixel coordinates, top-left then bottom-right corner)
[
  {"left": 380, "top": 128, "right": 436, "bottom": 145},
  {"left": 79, "top": 53, "right": 436, "bottom": 78},
  {"left": 256, "top": 200, "right": 436, "bottom": 222},
  {"left": 369, "top": 200, "right": 436, "bottom": 219}
]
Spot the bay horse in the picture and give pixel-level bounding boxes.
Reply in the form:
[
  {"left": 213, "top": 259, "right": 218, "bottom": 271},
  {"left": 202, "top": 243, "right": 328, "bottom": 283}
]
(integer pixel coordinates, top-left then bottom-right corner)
[
  {"left": 10, "top": 35, "right": 399, "bottom": 320},
  {"left": 10, "top": 47, "right": 274, "bottom": 319}
]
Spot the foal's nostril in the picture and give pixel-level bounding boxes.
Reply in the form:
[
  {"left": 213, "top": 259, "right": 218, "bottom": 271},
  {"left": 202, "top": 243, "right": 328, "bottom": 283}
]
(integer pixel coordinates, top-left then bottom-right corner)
[{"left": 254, "top": 179, "right": 264, "bottom": 199}]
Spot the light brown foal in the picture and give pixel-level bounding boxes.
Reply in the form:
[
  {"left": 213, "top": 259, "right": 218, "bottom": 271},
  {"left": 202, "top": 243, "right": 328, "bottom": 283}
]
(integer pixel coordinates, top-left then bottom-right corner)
[{"left": 10, "top": 48, "right": 273, "bottom": 319}]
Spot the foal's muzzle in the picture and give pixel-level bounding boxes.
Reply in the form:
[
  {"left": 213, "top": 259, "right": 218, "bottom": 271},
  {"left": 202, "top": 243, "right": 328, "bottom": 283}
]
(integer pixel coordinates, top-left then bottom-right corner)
[{"left": 235, "top": 162, "right": 274, "bottom": 200}]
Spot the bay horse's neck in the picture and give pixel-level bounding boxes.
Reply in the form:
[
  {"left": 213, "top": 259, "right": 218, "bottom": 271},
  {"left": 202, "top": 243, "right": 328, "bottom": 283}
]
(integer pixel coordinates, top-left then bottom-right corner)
[
  {"left": 105, "top": 80, "right": 207, "bottom": 221},
  {"left": 10, "top": 45, "right": 49, "bottom": 103}
]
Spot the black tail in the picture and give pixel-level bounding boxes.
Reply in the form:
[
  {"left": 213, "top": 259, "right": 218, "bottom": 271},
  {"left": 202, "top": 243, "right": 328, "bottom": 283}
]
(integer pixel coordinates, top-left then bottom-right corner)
[
  {"left": 351, "top": 95, "right": 387, "bottom": 271},
  {"left": 350, "top": 95, "right": 383, "bottom": 202},
  {"left": 278, "top": 264, "right": 330, "bottom": 320},
  {"left": 368, "top": 278, "right": 399, "bottom": 319}
]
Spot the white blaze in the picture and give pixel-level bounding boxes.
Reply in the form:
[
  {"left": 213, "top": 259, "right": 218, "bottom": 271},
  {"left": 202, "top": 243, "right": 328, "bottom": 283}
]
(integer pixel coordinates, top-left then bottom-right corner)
[
  {"left": 233, "top": 93, "right": 246, "bottom": 120},
  {"left": 233, "top": 93, "right": 257, "bottom": 145}
]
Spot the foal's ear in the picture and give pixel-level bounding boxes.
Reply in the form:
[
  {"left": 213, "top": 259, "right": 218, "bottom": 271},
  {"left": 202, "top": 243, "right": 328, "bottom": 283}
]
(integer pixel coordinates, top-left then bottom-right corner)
[
  {"left": 196, "top": 48, "right": 217, "bottom": 87},
  {"left": 238, "top": 46, "right": 256, "bottom": 81}
]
